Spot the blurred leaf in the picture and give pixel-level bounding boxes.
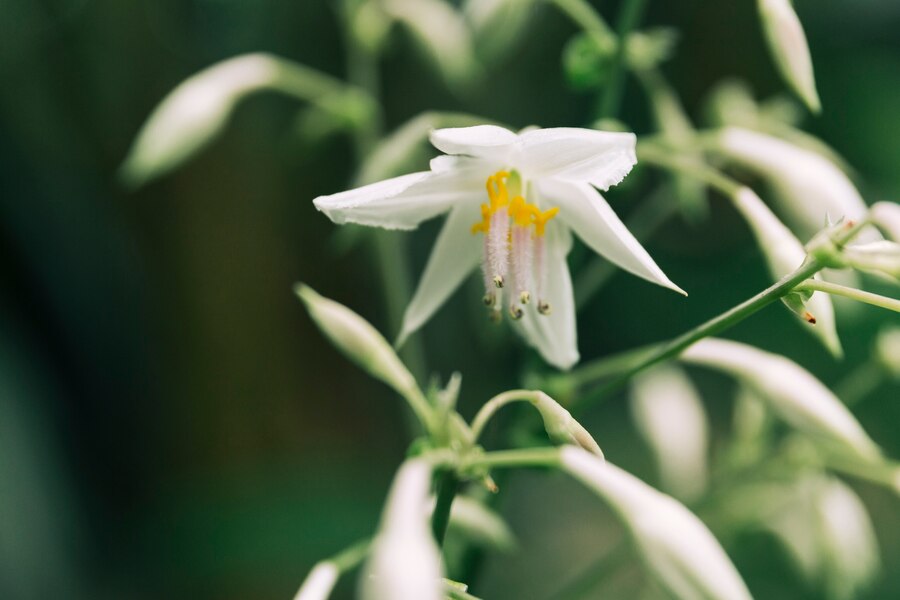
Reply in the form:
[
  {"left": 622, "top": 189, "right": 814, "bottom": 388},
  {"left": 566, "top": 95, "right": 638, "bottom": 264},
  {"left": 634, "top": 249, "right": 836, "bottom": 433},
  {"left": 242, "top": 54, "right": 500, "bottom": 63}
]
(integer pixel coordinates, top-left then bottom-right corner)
[
  {"left": 682, "top": 338, "right": 881, "bottom": 463},
  {"left": 120, "top": 53, "right": 359, "bottom": 187},
  {"left": 384, "top": 0, "right": 483, "bottom": 90}
]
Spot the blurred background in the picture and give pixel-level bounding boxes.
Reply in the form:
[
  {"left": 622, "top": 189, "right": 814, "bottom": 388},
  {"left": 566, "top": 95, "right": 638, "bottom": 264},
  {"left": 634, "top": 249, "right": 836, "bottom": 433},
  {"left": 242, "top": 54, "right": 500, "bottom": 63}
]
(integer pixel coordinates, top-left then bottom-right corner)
[{"left": 1, "top": 0, "right": 899, "bottom": 598}]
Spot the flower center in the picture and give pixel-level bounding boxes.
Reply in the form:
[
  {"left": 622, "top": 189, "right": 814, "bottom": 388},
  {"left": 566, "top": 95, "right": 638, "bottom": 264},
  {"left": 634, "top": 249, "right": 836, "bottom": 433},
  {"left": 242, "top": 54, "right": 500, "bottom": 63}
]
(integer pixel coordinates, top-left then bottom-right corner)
[{"left": 471, "top": 170, "right": 559, "bottom": 320}]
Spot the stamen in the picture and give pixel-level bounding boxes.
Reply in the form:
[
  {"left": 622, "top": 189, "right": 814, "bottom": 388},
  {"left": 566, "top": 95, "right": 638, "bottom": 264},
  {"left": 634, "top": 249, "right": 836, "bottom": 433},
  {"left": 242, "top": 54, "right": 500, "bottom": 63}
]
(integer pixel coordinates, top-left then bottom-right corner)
[
  {"left": 509, "top": 199, "right": 533, "bottom": 305},
  {"left": 533, "top": 233, "right": 550, "bottom": 317},
  {"left": 471, "top": 170, "right": 561, "bottom": 321},
  {"left": 488, "top": 206, "right": 509, "bottom": 287}
]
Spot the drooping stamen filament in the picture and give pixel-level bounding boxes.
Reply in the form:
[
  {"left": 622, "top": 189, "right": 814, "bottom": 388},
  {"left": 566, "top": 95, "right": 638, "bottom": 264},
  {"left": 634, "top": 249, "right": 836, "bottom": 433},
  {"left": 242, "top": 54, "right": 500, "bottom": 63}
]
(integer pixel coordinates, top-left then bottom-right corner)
[{"left": 471, "top": 170, "right": 559, "bottom": 321}]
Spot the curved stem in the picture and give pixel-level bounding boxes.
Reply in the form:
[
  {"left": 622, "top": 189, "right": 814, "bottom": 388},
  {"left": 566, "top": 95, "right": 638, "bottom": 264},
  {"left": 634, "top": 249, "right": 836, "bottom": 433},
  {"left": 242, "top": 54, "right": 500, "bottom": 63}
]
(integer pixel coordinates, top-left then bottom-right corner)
[
  {"left": 549, "top": 0, "right": 615, "bottom": 47},
  {"left": 597, "top": 0, "right": 648, "bottom": 119},
  {"left": 431, "top": 471, "right": 460, "bottom": 546},
  {"left": 470, "top": 389, "right": 543, "bottom": 441},
  {"left": 462, "top": 448, "right": 563, "bottom": 473},
  {"left": 568, "top": 219, "right": 869, "bottom": 413},
  {"left": 797, "top": 279, "right": 900, "bottom": 313}
]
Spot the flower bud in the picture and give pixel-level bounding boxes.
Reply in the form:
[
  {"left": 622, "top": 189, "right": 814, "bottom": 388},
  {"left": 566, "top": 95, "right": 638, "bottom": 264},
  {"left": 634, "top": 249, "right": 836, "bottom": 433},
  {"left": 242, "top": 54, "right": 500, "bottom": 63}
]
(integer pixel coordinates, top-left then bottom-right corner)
[
  {"left": 447, "top": 496, "right": 516, "bottom": 552},
  {"left": 561, "top": 448, "right": 752, "bottom": 600},
  {"left": 384, "top": 0, "right": 481, "bottom": 88},
  {"left": 294, "top": 562, "right": 339, "bottom": 600},
  {"left": 630, "top": 365, "right": 709, "bottom": 501},
  {"left": 732, "top": 187, "right": 841, "bottom": 356},
  {"left": 715, "top": 128, "right": 872, "bottom": 241},
  {"left": 875, "top": 326, "right": 900, "bottom": 380},
  {"left": 843, "top": 241, "right": 900, "bottom": 280},
  {"left": 296, "top": 284, "right": 420, "bottom": 398},
  {"left": 871, "top": 201, "right": 900, "bottom": 241},
  {"left": 681, "top": 338, "right": 881, "bottom": 462},
  {"left": 361, "top": 460, "right": 443, "bottom": 600},
  {"left": 757, "top": 0, "right": 820, "bottom": 112},
  {"left": 531, "top": 392, "right": 604, "bottom": 458},
  {"left": 120, "top": 54, "right": 280, "bottom": 187}
]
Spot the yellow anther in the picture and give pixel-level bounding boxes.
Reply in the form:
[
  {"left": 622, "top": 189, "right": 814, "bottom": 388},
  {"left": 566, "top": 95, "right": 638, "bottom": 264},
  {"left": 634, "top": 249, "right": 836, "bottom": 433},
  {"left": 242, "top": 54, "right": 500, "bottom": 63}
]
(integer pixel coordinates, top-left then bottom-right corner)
[
  {"left": 533, "top": 206, "right": 560, "bottom": 237},
  {"left": 509, "top": 196, "right": 533, "bottom": 227},
  {"left": 471, "top": 203, "right": 492, "bottom": 235},
  {"left": 485, "top": 171, "right": 511, "bottom": 210}
]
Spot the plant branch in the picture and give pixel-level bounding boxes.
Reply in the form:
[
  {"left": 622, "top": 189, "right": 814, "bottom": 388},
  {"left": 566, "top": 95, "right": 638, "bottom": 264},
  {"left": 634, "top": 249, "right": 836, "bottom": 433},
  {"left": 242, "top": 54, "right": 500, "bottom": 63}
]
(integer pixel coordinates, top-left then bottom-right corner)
[
  {"left": 567, "top": 221, "right": 869, "bottom": 413},
  {"left": 797, "top": 279, "right": 900, "bottom": 313},
  {"left": 598, "top": 0, "right": 648, "bottom": 119},
  {"left": 431, "top": 470, "right": 460, "bottom": 546},
  {"left": 470, "top": 389, "right": 544, "bottom": 441}
]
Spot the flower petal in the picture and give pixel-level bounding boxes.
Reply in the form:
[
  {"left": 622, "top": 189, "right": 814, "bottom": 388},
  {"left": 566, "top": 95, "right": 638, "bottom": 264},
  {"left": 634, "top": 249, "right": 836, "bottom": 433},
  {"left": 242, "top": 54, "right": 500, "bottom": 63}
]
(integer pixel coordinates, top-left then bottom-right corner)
[
  {"left": 515, "top": 221, "right": 579, "bottom": 370},
  {"left": 681, "top": 338, "right": 882, "bottom": 462},
  {"left": 538, "top": 179, "right": 686, "bottom": 295},
  {"left": 429, "top": 125, "right": 518, "bottom": 158},
  {"left": 516, "top": 128, "right": 637, "bottom": 189},
  {"left": 396, "top": 204, "right": 482, "bottom": 347},
  {"left": 715, "top": 128, "right": 875, "bottom": 241},
  {"left": 313, "top": 170, "right": 481, "bottom": 230}
]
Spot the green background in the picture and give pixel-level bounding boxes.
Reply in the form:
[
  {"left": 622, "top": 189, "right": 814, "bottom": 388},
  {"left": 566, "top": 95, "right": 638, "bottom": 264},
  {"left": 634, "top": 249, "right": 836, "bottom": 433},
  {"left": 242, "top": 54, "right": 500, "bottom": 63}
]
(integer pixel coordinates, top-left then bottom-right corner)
[{"left": 1, "top": 0, "right": 899, "bottom": 598}]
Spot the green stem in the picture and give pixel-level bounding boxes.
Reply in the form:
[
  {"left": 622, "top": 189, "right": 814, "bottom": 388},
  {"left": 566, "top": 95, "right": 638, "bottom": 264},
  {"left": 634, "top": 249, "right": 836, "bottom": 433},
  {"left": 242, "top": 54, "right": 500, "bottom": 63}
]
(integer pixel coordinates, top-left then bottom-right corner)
[
  {"left": 470, "top": 389, "right": 543, "bottom": 441},
  {"left": 797, "top": 279, "right": 900, "bottom": 313},
  {"left": 330, "top": 538, "right": 371, "bottom": 572},
  {"left": 549, "top": 0, "right": 616, "bottom": 47},
  {"left": 597, "top": 0, "right": 648, "bottom": 119},
  {"left": 574, "top": 186, "right": 678, "bottom": 309},
  {"left": 570, "top": 218, "right": 869, "bottom": 411},
  {"left": 462, "top": 448, "right": 563, "bottom": 473},
  {"left": 637, "top": 142, "right": 742, "bottom": 197},
  {"left": 571, "top": 259, "right": 824, "bottom": 411},
  {"left": 431, "top": 470, "right": 460, "bottom": 546},
  {"left": 340, "top": 0, "right": 428, "bottom": 385}
]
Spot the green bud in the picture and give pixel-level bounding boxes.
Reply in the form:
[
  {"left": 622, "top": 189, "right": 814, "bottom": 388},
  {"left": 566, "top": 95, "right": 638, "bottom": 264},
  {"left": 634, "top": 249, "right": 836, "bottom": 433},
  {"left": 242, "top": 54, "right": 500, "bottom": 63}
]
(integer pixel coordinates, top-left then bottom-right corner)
[
  {"left": 875, "top": 327, "right": 900, "bottom": 380},
  {"left": 531, "top": 392, "right": 604, "bottom": 458},
  {"left": 757, "top": 0, "right": 821, "bottom": 112},
  {"left": 562, "top": 32, "right": 615, "bottom": 91},
  {"left": 295, "top": 284, "right": 420, "bottom": 399}
]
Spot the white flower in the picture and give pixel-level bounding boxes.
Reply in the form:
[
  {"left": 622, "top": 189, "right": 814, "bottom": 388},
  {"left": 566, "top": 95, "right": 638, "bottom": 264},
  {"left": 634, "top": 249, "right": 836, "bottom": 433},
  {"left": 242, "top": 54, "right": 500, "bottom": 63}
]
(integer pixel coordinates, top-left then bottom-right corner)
[
  {"left": 561, "top": 447, "right": 752, "bottom": 600},
  {"left": 757, "top": 0, "right": 820, "bottom": 112},
  {"left": 681, "top": 338, "right": 881, "bottom": 462},
  {"left": 872, "top": 201, "right": 900, "bottom": 241},
  {"left": 732, "top": 187, "right": 841, "bottom": 356},
  {"left": 360, "top": 459, "right": 443, "bottom": 600},
  {"left": 714, "top": 127, "right": 874, "bottom": 241},
  {"left": 293, "top": 562, "right": 339, "bottom": 600},
  {"left": 630, "top": 365, "right": 709, "bottom": 501},
  {"left": 314, "top": 125, "right": 684, "bottom": 369}
]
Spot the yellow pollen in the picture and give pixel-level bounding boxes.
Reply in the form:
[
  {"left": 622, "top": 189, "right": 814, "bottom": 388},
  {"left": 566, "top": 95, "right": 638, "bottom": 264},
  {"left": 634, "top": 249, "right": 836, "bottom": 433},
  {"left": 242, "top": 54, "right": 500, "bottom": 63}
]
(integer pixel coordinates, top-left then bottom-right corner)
[
  {"left": 471, "top": 170, "right": 560, "bottom": 236},
  {"left": 470, "top": 203, "right": 492, "bottom": 234},
  {"left": 509, "top": 196, "right": 534, "bottom": 227},
  {"left": 533, "top": 207, "right": 560, "bottom": 237},
  {"left": 485, "top": 171, "right": 511, "bottom": 210}
]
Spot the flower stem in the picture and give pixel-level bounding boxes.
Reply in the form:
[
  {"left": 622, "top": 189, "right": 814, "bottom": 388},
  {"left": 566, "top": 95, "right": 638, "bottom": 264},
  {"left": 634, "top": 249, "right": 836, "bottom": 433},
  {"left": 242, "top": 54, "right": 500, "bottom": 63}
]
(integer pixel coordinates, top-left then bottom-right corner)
[
  {"left": 462, "top": 448, "right": 563, "bottom": 473},
  {"left": 549, "top": 0, "right": 615, "bottom": 46},
  {"left": 637, "top": 142, "right": 742, "bottom": 196},
  {"left": 330, "top": 538, "right": 371, "bottom": 572},
  {"left": 568, "top": 220, "right": 870, "bottom": 412},
  {"left": 796, "top": 279, "right": 900, "bottom": 313},
  {"left": 597, "top": 0, "right": 648, "bottom": 119},
  {"left": 431, "top": 470, "right": 460, "bottom": 546},
  {"left": 470, "top": 389, "right": 543, "bottom": 441}
]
